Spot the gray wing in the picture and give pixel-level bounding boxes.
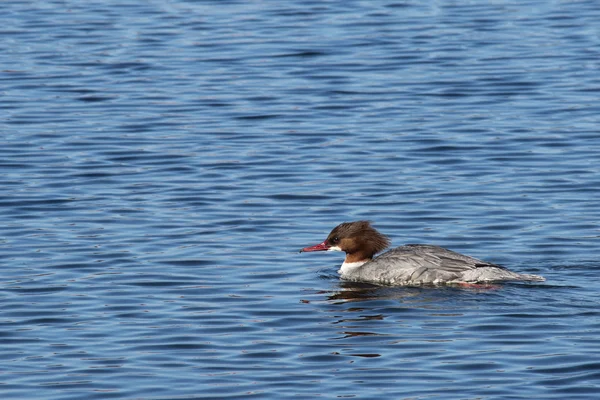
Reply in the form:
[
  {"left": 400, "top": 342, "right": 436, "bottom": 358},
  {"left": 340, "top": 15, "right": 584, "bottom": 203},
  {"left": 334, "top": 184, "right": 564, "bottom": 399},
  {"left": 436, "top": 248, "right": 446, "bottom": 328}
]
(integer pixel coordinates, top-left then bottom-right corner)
[
  {"left": 352, "top": 244, "right": 504, "bottom": 285},
  {"left": 394, "top": 244, "right": 501, "bottom": 270}
]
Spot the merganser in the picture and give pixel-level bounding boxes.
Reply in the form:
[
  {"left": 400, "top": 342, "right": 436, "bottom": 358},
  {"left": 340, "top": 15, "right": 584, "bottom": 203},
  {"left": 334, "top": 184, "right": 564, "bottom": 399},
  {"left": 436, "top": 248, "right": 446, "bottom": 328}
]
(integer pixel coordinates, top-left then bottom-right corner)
[{"left": 300, "top": 221, "right": 545, "bottom": 285}]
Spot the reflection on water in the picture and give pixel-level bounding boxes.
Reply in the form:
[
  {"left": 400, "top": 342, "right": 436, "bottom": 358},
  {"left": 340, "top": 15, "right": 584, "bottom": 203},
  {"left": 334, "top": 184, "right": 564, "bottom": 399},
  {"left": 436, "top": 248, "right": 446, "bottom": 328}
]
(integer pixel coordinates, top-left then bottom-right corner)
[{"left": 326, "top": 280, "right": 502, "bottom": 302}]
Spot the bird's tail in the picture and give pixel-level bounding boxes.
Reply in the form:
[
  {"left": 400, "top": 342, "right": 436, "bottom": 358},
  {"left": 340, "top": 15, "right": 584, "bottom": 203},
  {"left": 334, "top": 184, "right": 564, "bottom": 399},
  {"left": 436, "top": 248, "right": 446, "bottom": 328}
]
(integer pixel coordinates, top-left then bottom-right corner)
[{"left": 516, "top": 273, "right": 545, "bottom": 282}]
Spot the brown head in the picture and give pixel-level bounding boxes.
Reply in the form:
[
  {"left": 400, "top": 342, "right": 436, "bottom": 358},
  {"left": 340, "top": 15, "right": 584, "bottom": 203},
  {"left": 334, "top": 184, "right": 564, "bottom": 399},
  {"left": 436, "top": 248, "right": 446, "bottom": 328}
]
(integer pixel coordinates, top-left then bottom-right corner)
[{"left": 300, "top": 221, "right": 390, "bottom": 263}]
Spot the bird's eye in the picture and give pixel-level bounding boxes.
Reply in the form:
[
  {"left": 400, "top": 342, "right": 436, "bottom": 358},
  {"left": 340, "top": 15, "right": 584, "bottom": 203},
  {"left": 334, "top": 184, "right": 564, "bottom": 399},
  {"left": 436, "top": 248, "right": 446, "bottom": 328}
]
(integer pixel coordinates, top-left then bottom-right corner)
[{"left": 330, "top": 236, "right": 339, "bottom": 244}]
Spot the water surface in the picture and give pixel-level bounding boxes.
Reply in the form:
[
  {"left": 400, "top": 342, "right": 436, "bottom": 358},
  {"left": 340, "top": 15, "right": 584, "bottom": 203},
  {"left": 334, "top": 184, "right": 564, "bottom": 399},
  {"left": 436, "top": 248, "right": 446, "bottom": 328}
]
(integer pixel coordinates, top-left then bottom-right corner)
[{"left": 1, "top": 0, "right": 600, "bottom": 399}]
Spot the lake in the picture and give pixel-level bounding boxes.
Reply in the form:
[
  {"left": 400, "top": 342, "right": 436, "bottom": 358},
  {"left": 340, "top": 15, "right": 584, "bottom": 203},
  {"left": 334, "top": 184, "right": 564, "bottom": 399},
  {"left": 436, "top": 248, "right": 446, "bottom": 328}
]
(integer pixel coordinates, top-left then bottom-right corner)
[{"left": 1, "top": 0, "right": 600, "bottom": 399}]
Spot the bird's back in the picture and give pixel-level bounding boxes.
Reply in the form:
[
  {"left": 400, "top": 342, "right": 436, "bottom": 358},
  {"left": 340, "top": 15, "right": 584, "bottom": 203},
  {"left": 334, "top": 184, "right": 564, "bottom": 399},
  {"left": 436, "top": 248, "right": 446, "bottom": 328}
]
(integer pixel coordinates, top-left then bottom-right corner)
[{"left": 343, "top": 244, "right": 534, "bottom": 285}]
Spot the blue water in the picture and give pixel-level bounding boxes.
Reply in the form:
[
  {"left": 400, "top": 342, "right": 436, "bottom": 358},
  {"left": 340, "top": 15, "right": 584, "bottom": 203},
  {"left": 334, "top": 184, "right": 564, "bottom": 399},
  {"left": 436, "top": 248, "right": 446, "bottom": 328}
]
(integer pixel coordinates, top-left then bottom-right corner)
[{"left": 2, "top": 0, "right": 600, "bottom": 399}]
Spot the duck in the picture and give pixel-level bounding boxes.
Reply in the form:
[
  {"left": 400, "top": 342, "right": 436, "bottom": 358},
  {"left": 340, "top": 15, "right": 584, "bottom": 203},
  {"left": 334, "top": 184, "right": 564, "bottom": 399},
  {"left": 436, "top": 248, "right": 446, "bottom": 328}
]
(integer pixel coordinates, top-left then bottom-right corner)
[{"left": 300, "top": 221, "right": 545, "bottom": 285}]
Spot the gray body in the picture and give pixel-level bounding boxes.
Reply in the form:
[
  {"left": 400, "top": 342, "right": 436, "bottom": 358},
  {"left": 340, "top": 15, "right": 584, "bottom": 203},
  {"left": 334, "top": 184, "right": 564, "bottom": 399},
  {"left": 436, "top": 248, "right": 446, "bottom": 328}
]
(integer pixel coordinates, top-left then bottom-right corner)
[{"left": 340, "top": 244, "right": 545, "bottom": 285}]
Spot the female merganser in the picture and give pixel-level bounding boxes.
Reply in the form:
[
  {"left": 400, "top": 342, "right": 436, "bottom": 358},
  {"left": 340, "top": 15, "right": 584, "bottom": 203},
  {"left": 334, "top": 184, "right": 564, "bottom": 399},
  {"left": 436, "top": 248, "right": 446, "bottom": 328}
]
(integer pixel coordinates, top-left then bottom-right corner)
[{"left": 300, "top": 221, "right": 545, "bottom": 285}]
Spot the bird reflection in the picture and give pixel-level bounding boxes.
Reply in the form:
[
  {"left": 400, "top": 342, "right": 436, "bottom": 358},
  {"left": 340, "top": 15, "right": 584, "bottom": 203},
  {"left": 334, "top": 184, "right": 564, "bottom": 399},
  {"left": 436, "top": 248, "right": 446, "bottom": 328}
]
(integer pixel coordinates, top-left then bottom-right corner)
[{"left": 326, "top": 280, "right": 424, "bottom": 302}]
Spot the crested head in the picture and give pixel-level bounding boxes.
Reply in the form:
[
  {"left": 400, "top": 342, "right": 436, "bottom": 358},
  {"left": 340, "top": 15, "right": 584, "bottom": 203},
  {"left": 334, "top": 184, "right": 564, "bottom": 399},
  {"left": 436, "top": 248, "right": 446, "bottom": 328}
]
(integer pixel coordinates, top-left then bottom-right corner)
[{"left": 326, "top": 221, "right": 390, "bottom": 261}]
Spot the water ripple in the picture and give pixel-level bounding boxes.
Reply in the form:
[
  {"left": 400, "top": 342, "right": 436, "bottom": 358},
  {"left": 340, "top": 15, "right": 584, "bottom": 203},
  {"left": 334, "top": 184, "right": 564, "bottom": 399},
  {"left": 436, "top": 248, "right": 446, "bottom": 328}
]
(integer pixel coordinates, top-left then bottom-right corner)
[{"left": 1, "top": 0, "right": 600, "bottom": 399}]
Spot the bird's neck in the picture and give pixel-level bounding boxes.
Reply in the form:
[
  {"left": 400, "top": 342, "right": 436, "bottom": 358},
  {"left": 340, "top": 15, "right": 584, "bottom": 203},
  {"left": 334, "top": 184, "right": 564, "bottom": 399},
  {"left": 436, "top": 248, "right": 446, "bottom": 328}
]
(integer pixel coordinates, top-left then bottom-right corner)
[
  {"left": 344, "top": 251, "right": 372, "bottom": 264},
  {"left": 337, "top": 252, "right": 372, "bottom": 276},
  {"left": 338, "top": 259, "right": 369, "bottom": 275}
]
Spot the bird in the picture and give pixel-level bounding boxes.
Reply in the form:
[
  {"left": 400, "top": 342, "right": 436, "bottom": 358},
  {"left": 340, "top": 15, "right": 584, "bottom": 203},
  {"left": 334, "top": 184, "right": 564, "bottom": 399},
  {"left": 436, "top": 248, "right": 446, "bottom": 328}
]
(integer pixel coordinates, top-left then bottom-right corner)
[{"left": 300, "top": 221, "right": 545, "bottom": 286}]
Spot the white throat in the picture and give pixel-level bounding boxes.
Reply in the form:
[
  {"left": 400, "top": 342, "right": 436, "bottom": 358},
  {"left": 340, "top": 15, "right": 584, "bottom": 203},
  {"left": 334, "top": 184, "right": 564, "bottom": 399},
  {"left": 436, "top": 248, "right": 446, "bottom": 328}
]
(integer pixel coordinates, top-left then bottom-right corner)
[{"left": 338, "top": 260, "right": 368, "bottom": 276}]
